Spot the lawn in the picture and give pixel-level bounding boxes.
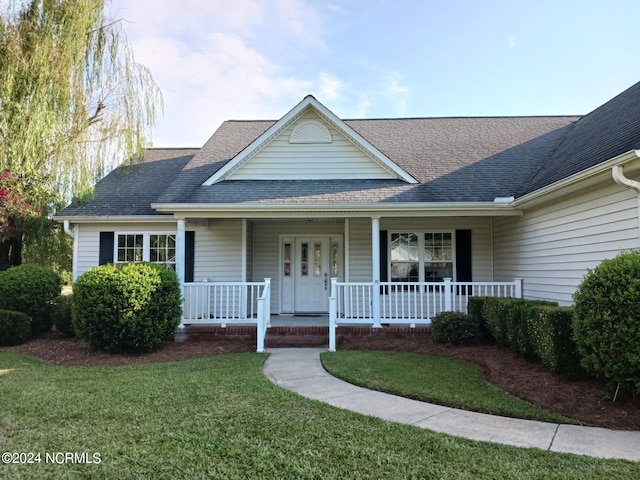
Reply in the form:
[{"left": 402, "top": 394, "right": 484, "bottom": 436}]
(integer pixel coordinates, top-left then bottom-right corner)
[
  {"left": 320, "top": 350, "right": 578, "bottom": 424},
  {"left": 1, "top": 352, "right": 638, "bottom": 479}
]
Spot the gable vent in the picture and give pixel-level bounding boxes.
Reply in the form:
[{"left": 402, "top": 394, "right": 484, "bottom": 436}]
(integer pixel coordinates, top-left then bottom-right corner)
[{"left": 289, "top": 121, "right": 332, "bottom": 144}]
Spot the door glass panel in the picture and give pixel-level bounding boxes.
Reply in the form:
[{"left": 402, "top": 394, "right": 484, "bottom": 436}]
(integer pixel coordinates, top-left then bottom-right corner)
[
  {"left": 301, "top": 243, "right": 308, "bottom": 276},
  {"left": 314, "top": 243, "right": 321, "bottom": 276},
  {"left": 331, "top": 243, "right": 339, "bottom": 277},
  {"left": 283, "top": 243, "right": 291, "bottom": 276}
]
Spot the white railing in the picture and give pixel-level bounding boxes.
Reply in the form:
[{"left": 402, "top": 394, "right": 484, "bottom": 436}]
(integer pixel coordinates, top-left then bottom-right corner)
[
  {"left": 329, "top": 277, "right": 522, "bottom": 351},
  {"left": 256, "top": 279, "right": 271, "bottom": 353},
  {"left": 183, "top": 280, "right": 267, "bottom": 325},
  {"left": 182, "top": 278, "right": 271, "bottom": 353}
]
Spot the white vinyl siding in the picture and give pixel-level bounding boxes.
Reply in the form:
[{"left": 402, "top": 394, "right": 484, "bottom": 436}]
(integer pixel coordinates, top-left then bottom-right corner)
[
  {"left": 75, "top": 222, "right": 179, "bottom": 279},
  {"left": 193, "top": 219, "right": 243, "bottom": 282},
  {"left": 493, "top": 183, "right": 640, "bottom": 305},
  {"left": 227, "top": 111, "right": 397, "bottom": 180}
]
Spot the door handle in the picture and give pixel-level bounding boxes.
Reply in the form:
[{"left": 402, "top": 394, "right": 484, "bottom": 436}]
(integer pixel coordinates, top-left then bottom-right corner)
[{"left": 324, "top": 273, "right": 328, "bottom": 290}]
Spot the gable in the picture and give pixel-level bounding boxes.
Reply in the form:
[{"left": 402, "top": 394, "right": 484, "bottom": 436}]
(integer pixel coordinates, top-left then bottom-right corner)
[
  {"left": 226, "top": 110, "right": 400, "bottom": 181},
  {"left": 203, "top": 96, "right": 417, "bottom": 185}
]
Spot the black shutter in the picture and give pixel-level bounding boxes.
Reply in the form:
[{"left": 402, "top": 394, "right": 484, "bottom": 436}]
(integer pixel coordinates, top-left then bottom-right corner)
[
  {"left": 455, "top": 230, "right": 472, "bottom": 282},
  {"left": 185, "top": 231, "right": 195, "bottom": 282},
  {"left": 99, "top": 232, "right": 114, "bottom": 265},
  {"left": 379, "top": 230, "right": 388, "bottom": 293}
]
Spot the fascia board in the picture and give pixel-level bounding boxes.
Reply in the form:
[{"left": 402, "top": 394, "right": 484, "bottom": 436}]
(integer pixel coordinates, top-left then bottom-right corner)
[
  {"left": 53, "top": 215, "right": 175, "bottom": 223},
  {"left": 150, "top": 202, "right": 523, "bottom": 218}
]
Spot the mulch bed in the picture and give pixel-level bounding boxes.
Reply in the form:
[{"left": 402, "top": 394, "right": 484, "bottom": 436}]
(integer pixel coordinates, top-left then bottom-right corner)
[{"left": 1, "top": 331, "right": 638, "bottom": 431}]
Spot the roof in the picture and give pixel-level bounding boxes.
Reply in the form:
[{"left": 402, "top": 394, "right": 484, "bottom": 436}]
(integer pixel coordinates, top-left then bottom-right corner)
[
  {"left": 57, "top": 80, "right": 640, "bottom": 218},
  {"left": 58, "top": 148, "right": 197, "bottom": 217}
]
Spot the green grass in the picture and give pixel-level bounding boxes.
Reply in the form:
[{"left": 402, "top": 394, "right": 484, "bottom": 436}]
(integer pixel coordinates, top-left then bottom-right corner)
[
  {"left": 1, "top": 352, "right": 638, "bottom": 479},
  {"left": 321, "top": 350, "right": 579, "bottom": 424}
]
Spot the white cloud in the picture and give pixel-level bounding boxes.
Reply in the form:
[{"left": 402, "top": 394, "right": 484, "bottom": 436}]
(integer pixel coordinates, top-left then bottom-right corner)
[
  {"left": 109, "top": 0, "right": 326, "bottom": 146},
  {"left": 317, "top": 73, "right": 343, "bottom": 102}
]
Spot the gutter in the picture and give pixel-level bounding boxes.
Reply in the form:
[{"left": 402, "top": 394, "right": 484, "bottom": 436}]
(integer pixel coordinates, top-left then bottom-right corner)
[{"left": 63, "top": 220, "right": 74, "bottom": 239}]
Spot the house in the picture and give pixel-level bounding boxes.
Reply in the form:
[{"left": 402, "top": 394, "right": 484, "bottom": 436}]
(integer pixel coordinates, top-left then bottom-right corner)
[{"left": 57, "top": 81, "right": 640, "bottom": 349}]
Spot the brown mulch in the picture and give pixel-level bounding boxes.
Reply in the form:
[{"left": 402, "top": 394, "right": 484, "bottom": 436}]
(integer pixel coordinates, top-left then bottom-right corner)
[{"left": 1, "top": 332, "right": 638, "bottom": 431}]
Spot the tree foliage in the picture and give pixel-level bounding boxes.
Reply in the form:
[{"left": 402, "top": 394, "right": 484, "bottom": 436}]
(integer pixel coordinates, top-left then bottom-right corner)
[{"left": 0, "top": 0, "right": 162, "bottom": 269}]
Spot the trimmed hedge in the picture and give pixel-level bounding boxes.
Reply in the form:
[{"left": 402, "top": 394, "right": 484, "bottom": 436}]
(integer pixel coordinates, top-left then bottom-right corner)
[
  {"left": 0, "top": 309, "right": 31, "bottom": 346},
  {"left": 431, "top": 311, "right": 481, "bottom": 345},
  {"left": 52, "top": 295, "right": 74, "bottom": 337},
  {"left": 468, "top": 297, "right": 585, "bottom": 378},
  {"left": 72, "top": 263, "right": 182, "bottom": 353},
  {"left": 0, "top": 264, "right": 62, "bottom": 336},
  {"left": 573, "top": 251, "right": 640, "bottom": 395}
]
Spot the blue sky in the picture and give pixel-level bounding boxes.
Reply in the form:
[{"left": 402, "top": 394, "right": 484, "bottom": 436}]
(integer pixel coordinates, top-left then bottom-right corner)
[{"left": 109, "top": 0, "right": 640, "bottom": 147}]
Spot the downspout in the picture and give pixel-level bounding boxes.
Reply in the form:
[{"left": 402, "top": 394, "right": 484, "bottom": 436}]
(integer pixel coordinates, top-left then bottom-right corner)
[
  {"left": 612, "top": 164, "right": 640, "bottom": 236},
  {"left": 63, "top": 220, "right": 78, "bottom": 282}
]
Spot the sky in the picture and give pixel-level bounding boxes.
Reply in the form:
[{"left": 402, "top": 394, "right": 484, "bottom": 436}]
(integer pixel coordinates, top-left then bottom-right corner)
[{"left": 108, "top": 0, "right": 640, "bottom": 148}]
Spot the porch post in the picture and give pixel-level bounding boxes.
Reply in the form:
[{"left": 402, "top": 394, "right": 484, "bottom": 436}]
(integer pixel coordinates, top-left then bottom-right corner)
[
  {"left": 371, "top": 216, "right": 381, "bottom": 328},
  {"left": 176, "top": 218, "right": 186, "bottom": 329}
]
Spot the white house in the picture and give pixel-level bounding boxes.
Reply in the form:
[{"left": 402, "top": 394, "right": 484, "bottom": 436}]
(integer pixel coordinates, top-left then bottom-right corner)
[{"left": 57, "top": 82, "right": 640, "bottom": 346}]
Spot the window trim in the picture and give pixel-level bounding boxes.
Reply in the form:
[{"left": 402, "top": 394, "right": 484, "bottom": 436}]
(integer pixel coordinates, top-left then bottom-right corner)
[
  {"left": 387, "top": 230, "right": 456, "bottom": 282},
  {"left": 114, "top": 231, "right": 177, "bottom": 268}
]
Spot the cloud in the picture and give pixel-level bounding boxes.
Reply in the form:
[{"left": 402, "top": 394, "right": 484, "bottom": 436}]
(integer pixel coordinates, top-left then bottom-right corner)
[
  {"left": 509, "top": 35, "right": 516, "bottom": 48},
  {"left": 109, "top": 0, "right": 325, "bottom": 147}
]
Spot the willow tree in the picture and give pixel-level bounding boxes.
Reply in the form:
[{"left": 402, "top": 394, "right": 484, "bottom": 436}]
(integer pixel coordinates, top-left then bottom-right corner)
[{"left": 0, "top": 0, "right": 162, "bottom": 270}]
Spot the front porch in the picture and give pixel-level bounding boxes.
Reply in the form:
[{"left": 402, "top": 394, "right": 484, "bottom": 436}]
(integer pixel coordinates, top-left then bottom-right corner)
[{"left": 179, "top": 278, "right": 522, "bottom": 351}]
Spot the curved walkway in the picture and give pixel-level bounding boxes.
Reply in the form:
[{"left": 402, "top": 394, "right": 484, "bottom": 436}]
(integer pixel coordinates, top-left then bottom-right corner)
[{"left": 263, "top": 348, "right": 640, "bottom": 462}]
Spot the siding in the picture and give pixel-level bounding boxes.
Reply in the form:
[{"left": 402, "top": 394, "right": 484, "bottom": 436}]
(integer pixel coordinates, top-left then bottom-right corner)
[
  {"left": 493, "top": 183, "right": 640, "bottom": 305},
  {"left": 75, "top": 222, "right": 179, "bottom": 278},
  {"left": 228, "top": 111, "right": 396, "bottom": 180},
  {"left": 194, "top": 219, "right": 243, "bottom": 282}
]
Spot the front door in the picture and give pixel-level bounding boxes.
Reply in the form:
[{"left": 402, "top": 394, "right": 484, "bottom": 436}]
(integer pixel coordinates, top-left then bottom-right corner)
[{"left": 294, "top": 237, "right": 330, "bottom": 312}]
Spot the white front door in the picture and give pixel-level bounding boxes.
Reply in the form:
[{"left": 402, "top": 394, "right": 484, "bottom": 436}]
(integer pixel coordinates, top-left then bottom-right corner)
[{"left": 294, "top": 237, "right": 330, "bottom": 312}]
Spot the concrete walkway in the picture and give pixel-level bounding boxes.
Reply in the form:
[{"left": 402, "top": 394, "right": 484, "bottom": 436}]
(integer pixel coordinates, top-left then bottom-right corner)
[{"left": 263, "top": 348, "right": 640, "bottom": 462}]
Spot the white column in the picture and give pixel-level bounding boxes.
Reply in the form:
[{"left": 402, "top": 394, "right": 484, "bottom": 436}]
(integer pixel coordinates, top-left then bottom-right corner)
[
  {"left": 344, "top": 218, "right": 350, "bottom": 282},
  {"left": 176, "top": 218, "right": 186, "bottom": 329},
  {"left": 371, "top": 216, "right": 381, "bottom": 328}
]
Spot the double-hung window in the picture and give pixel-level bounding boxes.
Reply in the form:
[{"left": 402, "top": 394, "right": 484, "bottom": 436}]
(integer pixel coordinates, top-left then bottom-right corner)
[
  {"left": 115, "top": 233, "right": 177, "bottom": 270},
  {"left": 390, "top": 232, "right": 453, "bottom": 282}
]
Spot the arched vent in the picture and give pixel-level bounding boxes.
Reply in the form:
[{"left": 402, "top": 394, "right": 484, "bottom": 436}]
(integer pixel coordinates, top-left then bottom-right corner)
[{"left": 289, "top": 121, "right": 332, "bottom": 144}]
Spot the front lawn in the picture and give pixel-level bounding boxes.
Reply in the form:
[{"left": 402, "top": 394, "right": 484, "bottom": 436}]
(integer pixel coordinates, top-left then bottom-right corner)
[
  {"left": 321, "top": 350, "right": 578, "bottom": 424},
  {"left": 1, "top": 352, "right": 638, "bottom": 479}
]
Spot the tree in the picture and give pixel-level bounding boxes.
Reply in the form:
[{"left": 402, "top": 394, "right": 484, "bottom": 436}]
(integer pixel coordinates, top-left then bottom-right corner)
[{"left": 0, "top": 0, "right": 162, "bottom": 270}]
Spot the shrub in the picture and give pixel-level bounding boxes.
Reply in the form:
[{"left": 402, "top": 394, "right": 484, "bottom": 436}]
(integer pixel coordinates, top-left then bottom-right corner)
[
  {"left": 52, "top": 295, "right": 74, "bottom": 337},
  {"left": 431, "top": 311, "right": 481, "bottom": 345},
  {"left": 0, "top": 264, "right": 62, "bottom": 336},
  {"left": 0, "top": 309, "right": 31, "bottom": 346},
  {"left": 573, "top": 251, "right": 640, "bottom": 396},
  {"left": 528, "top": 305, "right": 586, "bottom": 379},
  {"left": 73, "top": 263, "right": 182, "bottom": 353}
]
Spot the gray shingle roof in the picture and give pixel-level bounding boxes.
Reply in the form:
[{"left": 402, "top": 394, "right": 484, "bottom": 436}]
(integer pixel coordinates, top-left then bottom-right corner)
[
  {"left": 58, "top": 148, "right": 197, "bottom": 217},
  {"left": 59, "top": 80, "right": 640, "bottom": 216}
]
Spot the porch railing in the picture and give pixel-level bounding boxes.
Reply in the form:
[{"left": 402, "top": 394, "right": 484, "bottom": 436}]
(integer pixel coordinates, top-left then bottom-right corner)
[
  {"left": 181, "top": 279, "right": 271, "bottom": 352},
  {"left": 329, "top": 277, "right": 522, "bottom": 351}
]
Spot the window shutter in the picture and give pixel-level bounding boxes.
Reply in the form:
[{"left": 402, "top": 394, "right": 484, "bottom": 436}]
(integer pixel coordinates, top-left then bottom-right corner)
[
  {"left": 379, "top": 230, "right": 388, "bottom": 292},
  {"left": 185, "top": 231, "right": 195, "bottom": 282},
  {"left": 99, "top": 232, "right": 114, "bottom": 265},
  {"left": 455, "top": 230, "right": 472, "bottom": 282}
]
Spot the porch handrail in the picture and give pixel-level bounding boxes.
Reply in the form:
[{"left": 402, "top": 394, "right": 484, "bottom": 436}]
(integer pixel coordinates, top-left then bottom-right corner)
[
  {"left": 256, "top": 278, "right": 271, "bottom": 353},
  {"left": 182, "top": 280, "right": 267, "bottom": 325},
  {"left": 329, "top": 278, "right": 523, "bottom": 351}
]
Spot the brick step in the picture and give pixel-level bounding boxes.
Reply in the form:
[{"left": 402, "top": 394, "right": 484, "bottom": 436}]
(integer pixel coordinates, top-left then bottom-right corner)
[{"left": 265, "top": 326, "right": 329, "bottom": 347}]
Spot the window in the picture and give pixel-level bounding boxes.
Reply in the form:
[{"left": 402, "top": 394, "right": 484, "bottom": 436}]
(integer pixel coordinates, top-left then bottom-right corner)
[
  {"left": 150, "top": 234, "right": 176, "bottom": 271},
  {"left": 389, "top": 232, "right": 454, "bottom": 282},
  {"left": 115, "top": 233, "right": 176, "bottom": 270}
]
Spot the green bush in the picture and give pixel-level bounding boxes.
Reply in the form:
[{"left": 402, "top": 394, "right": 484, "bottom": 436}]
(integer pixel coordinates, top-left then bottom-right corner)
[
  {"left": 0, "top": 309, "right": 31, "bottom": 346},
  {"left": 72, "top": 263, "right": 182, "bottom": 353},
  {"left": 52, "top": 295, "right": 74, "bottom": 337},
  {"left": 528, "top": 306, "right": 586, "bottom": 379},
  {"left": 431, "top": 311, "right": 481, "bottom": 345},
  {"left": 573, "top": 251, "right": 640, "bottom": 395},
  {"left": 0, "top": 264, "right": 62, "bottom": 336}
]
